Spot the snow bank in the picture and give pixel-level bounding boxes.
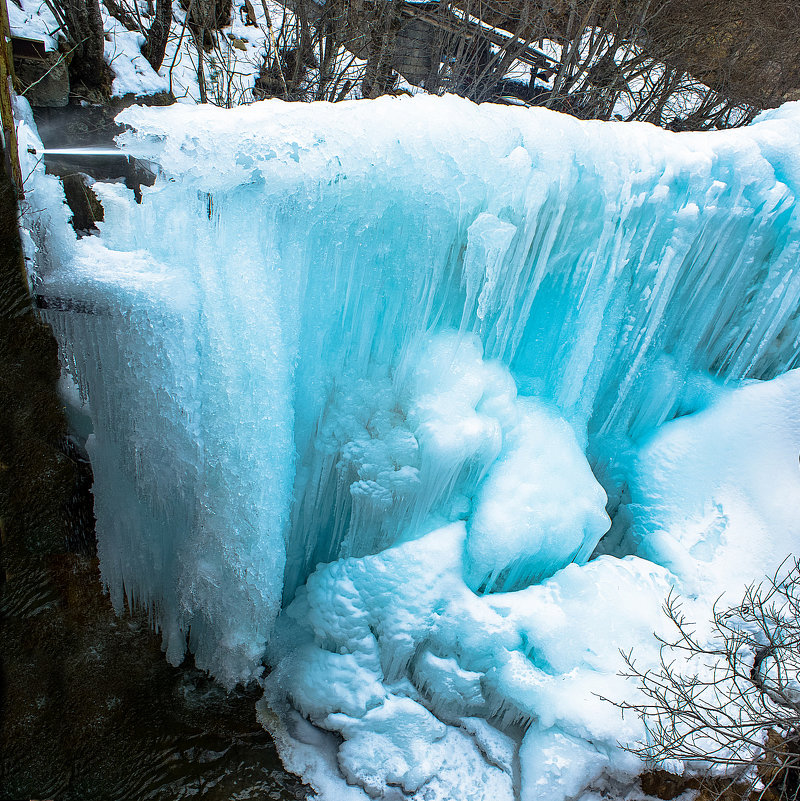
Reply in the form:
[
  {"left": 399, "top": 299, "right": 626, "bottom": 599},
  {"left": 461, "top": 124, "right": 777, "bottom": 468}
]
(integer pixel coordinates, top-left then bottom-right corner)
[{"left": 628, "top": 369, "right": 800, "bottom": 597}]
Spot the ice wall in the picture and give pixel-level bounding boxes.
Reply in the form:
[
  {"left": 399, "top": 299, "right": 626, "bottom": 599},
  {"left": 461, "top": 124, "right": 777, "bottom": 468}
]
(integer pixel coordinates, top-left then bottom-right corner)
[
  {"left": 22, "top": 95, "right": 800, "bottom": 791},
  {"left": 111, "top": 98, "right": 800, "bottom": 605}
]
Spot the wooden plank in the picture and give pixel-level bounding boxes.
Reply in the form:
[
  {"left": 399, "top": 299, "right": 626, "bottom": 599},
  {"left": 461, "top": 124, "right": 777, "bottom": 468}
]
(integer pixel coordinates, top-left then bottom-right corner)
[{"left": 0, "top": 0, "right": 23, "bottom": 196}]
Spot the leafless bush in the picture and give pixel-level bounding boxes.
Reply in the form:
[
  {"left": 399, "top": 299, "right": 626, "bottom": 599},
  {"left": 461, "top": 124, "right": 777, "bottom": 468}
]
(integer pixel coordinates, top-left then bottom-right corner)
[
  {"left": 615, "top": 559, "right": 800, "bottom": 801},
  {"left": 398, "top": 0, "right": 762, "bottom": 128}
]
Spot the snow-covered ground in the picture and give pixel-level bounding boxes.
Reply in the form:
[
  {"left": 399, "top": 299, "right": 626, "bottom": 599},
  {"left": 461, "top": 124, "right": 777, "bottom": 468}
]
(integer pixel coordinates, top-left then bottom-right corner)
[{"left": 9, "top": 0, "right": 368, "bottom": 102}]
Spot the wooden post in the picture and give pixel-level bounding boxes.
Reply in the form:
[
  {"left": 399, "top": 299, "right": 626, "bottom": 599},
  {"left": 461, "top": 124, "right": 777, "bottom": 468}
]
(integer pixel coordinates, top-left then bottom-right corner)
[{"left": 0, "top": 0, "right": 23, "bottom": 197}]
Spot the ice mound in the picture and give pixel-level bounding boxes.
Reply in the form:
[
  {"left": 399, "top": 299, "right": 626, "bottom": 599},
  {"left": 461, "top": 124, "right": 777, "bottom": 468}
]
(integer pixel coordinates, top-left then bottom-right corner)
[
  {"left": 265, "top": 368, "right": 800, "bottom": 800},
  {"left": 287, "top": 330, "right": 609, "bottom": 599},
  {"left": 464, "top": 399, "right": 610, "bottom": 593},
  {"left": 265, "top": 522, "right": 672, "bottom": 800}
]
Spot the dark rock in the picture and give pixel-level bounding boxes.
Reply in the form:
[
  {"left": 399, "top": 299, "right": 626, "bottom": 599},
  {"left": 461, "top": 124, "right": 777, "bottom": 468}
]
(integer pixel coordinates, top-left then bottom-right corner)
[
  {"left": 59, "top": 172, "right": 104, "bottom": 235},
  {"left": 14, "top": 51, "right": 70, "bottom": 108}
]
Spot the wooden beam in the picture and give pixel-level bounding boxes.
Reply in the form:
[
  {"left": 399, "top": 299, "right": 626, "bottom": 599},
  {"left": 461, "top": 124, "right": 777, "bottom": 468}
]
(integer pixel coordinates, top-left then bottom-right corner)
[{"left": 0, "top": 0, "right": 23, "bottom": 196}]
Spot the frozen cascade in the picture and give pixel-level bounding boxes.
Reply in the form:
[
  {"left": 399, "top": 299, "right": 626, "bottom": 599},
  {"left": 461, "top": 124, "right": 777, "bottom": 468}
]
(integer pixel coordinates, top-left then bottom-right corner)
[{"left": 18, "top": 94, "right": 800, "bottom": 799}]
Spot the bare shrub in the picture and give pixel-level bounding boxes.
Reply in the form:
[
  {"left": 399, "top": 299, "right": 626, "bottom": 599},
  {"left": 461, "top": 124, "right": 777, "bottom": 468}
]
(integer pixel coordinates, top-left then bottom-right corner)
[{"left": 615, "top": 560, "right": 800, "bottom": 801}]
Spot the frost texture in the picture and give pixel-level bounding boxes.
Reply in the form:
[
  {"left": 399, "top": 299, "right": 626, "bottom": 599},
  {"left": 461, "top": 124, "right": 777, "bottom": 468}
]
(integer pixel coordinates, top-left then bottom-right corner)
[{"left": 23, "top": 94, "right": 800, "bottom": 797}]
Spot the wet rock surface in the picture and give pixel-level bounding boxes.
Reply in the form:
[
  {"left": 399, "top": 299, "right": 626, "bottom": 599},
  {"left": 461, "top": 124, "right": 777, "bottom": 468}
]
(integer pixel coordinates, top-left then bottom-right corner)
[{"left": 1, "top": 546, "right": 309, "bottom": 800}]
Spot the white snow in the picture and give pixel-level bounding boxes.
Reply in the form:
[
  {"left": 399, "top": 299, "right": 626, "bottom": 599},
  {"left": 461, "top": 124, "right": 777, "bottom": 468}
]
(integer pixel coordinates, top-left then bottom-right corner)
[
  {"left": 627, "top": 369, "right": 800, "bottom": 598},
  {"left": 103, "top": 14, "right": 169, "bottom": 98}
]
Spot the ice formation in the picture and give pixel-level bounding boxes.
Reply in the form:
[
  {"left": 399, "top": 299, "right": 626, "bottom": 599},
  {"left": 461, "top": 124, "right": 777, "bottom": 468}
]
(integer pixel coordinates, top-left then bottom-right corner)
[{"left": 19, "top": 93, "right": 800, "bottom": 799}]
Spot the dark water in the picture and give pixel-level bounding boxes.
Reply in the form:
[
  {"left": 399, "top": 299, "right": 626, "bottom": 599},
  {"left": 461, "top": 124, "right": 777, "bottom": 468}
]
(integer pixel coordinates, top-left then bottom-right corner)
[{"left": 0, "top": 455, "right": 308, "bottom": 801}]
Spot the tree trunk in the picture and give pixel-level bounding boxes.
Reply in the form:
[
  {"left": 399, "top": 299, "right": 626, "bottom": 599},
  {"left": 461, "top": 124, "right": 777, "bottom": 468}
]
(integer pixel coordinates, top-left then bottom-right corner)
[
  {"left": 142, "top": 0, "right": 172, "bottom": 72},
  {"left": 57, "top": 0, "right": 111, "bottom": 94},
  {"left": 360, "top": 0, "right": 400, "bottom": 99}
]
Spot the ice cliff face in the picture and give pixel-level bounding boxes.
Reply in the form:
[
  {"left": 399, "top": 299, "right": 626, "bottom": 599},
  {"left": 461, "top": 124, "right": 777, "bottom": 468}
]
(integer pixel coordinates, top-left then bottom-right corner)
[{"left": 21, "top": 94, "right": 800, "bottom": 800}]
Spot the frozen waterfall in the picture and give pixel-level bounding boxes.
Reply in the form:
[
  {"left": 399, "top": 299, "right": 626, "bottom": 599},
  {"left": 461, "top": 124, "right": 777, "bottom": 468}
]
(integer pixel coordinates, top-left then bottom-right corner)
[{"left": 18, "top": 94, "right": 800, "bottom": 801}]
